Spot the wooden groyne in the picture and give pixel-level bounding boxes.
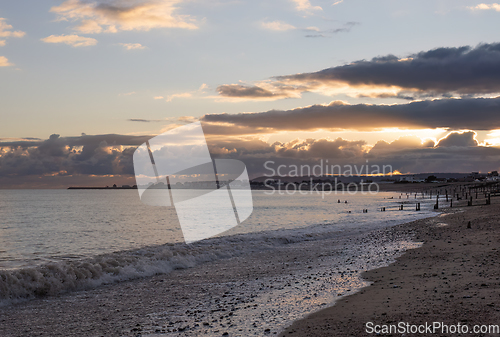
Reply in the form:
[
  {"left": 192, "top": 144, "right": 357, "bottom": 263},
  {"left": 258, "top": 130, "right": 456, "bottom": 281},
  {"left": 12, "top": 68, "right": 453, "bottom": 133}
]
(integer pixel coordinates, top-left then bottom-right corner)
[{"left": 401, "top": 181, "right": 499, "bottom": 209}]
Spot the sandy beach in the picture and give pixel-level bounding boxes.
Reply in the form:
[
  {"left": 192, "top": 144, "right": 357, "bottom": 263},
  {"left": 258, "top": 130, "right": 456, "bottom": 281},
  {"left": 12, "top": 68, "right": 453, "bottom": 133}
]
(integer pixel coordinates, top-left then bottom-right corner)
[
  {"left": 0, "top": 223, "right": 417, "bottom": 336},
  {"left": 0, "top": 188, "right": 498, "bottom": 336},
  {"left": 3, "top": 2, "right": 500, "bottom": 335},
  {"left": 0, "top": 190, "right": 432, "bottom": 337},
  {"left": 281, "top": 198, "right": 500, "bottom": 336}
]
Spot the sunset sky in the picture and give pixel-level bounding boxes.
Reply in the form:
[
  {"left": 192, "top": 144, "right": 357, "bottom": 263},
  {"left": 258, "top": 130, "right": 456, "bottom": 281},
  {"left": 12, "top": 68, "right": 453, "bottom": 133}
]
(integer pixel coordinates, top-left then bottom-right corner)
[{"left": 1, "top": 0, "right": 500, "bottom": 187}]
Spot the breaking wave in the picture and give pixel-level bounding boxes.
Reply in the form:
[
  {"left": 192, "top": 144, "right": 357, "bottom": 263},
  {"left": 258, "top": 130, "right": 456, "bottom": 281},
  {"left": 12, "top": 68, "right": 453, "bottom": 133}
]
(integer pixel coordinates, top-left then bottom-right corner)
[
  {"left": 0, "top": 213, "right": 433, "bottom": 307},
  {"left": 0, "top": 223, "right": 346, "bottom": 306}
]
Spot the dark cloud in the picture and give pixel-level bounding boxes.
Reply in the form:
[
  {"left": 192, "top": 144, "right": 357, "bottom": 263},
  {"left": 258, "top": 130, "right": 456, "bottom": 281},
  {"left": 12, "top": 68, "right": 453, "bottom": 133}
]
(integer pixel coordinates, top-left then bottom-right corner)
[
  {"left": 303, "top": 22, "right": 359, "bottom": 38},
  {"left": 201, "top": 123, "right": 275, "bottom": 136},
  {"left": 202, "top": 97, "right": 500, "bottom": 132},
  {"left": 207, "top": 137, "right": 369, "bottom": 177},
  {"left": 370, "top": 136, "right": 431, "bottom": 154},
  {"left": 216, "top": 43, "right": 500, "bottom": 100},
  {"left": 216, "top": 84, "right": 294, "bottom": 99},
  {"left": 205, "top": 135, "right": 500, "bottom": 177},
  {"left": 276, "top": 43, "right": 500, "bottom": 97},
  {"left": 128, "top": 119, "right": 162, "bottom": 123},
  {"left": 15, "top": 137, "right": 41, "bottom": 141},
  {"left": 364, "top": 142, "right": 500, "bottom": 175},
  {"left": 0, "top": 134, "right": 152, "bottom": 178},
  {"left": 277, "top": 138, "right": 365, "bottom": 158},
  {"left": 305, "top": 34, "right": 326, "bottom": 38},
  {"left": 208, "top": 137, "right": 365, "bottom": 160},
  {"left": 2, "top": 131, "right": 500, "bottom": 187},
  {"left": 0, "top": 134, "right": 152, "bottom": 148}
]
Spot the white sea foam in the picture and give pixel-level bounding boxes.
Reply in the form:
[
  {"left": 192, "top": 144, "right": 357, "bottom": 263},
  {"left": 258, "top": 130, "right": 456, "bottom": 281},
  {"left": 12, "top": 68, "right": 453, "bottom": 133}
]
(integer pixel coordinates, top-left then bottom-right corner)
[
  {"left": 0, "top": 213, "right": 433, "bottom": 307},
  {"left": 0, "top": 190, "right": 440, "bottom": 306}
]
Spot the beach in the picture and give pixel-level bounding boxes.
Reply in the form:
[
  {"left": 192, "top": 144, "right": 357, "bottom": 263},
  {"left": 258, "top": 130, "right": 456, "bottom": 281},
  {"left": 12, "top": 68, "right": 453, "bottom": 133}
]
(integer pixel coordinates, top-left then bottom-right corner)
[
  {"left": 0, "top": 221, "right": 419, "bottom": 336},
  {"left": 0, "top": 189, "right": 498, "bottom": 336},
  {"left": 3, "top": 2, "right": 500, "bottom": 335},
  {"left": 0, "top": 189, "right": 435, "bottom": 336},
  {"left": 281, "top": 198, "right": 500, "bottom": 336}
]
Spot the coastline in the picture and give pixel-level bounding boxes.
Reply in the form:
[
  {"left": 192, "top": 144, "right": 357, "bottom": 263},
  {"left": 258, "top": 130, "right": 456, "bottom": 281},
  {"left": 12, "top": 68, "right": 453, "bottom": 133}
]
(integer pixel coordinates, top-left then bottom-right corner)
[
  {"left": 2, "top": 186, "right": 493, "bottom": 336},
  {"left": 0, "top": 200, "right": 433, "bottom": 336},
  {"left": 280, "top": 199, "right": 500, "bottom": 336}
]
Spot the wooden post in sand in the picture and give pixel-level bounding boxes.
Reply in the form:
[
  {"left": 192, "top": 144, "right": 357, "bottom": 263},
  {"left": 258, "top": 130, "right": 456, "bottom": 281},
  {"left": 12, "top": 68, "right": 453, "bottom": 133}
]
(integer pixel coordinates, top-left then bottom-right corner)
[
  {"left": 450, "top": 199, "right": 453, "bottom": 208},
  {"left": 446, "top": 190, "right": 448, "bottom": 202},
  {"left": 434, "top": 194, "right": 439, "bottom": 209}
]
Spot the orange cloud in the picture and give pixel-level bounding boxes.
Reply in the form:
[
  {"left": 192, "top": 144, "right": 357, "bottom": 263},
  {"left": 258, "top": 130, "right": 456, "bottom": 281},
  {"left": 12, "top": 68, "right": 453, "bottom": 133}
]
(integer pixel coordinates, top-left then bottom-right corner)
[
  {"left": 0, "top": 56, "right": 13, "bottom": 67},
  {"left": 118, "top": 42, "right": 146, "bottom": 50},
  {"left": 261, "top": 21, "right": 296, "bottom": 31},
  {"left": 50, "top": 0, "right": 199, "bottom": 34},
  {"left": 165, "top": 92, "right": 192, "bottom": 102},
  {"left": 41, "top": 34, "right": 98, "bottom": 47},
  {"left": 0, "top": 18, "right": 26, "bottom": 39},
  {"left": 468, "top": 3, "right": 500, "bottom": 11},
  {"left": 291, "top": 0, "right": 322, "bottom": 12}
]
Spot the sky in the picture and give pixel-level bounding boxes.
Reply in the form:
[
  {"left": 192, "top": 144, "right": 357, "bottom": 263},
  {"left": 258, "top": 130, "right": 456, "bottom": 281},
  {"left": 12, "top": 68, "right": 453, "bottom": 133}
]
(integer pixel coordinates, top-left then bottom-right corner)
[{"left": 1, "top": 0, "right": 500, "bottom": 187}]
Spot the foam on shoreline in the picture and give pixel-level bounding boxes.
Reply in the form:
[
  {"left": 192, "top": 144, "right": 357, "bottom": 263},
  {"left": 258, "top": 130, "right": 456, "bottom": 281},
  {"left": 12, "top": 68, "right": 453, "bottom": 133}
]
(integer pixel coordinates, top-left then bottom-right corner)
[{"left": 0, "top": 212, "right": 434, "bottom": 307}]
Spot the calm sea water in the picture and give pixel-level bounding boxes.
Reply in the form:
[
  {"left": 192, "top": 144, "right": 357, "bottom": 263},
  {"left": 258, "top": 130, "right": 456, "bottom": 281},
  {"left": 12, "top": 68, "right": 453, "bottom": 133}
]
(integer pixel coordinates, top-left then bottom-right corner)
[{"left": 0, "top": 189, "right": 436, "bottom": 270}]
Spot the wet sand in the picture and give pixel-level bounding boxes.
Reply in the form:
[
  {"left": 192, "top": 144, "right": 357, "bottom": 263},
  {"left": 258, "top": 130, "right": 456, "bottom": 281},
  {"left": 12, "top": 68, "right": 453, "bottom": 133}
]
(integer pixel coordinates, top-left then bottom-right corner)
[{"left": 281, "top": 200, "right": 500, "bottom": 336}]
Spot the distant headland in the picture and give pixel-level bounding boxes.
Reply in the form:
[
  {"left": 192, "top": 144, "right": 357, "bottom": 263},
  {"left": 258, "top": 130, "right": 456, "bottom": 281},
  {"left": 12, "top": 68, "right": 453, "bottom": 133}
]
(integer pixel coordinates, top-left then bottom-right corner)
[{"left": 68, "top": 184, "right": 137, "bottom": 190}]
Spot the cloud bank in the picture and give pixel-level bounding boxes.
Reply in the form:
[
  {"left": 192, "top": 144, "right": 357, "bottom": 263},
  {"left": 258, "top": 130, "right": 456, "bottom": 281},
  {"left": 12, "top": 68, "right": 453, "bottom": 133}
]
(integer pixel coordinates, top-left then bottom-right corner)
[
  {"left": 216, "top": 43, "right": 500, "bottom": 100},
  {"left": 0, "top": 134, "right": 151, "bottom": 178},
  {"left": 206, "top": 132, "right": 500, "bottom": 177},
  {"left": 202, "top": 97, "right": 500, "bottom": 132},
  {"left": 2, "top": 130, "right": 499, "bottom": 187}
]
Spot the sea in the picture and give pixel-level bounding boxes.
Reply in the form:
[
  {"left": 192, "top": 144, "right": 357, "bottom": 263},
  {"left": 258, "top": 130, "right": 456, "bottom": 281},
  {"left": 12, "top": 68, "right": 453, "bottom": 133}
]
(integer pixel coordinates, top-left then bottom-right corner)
[{"left": 0, "top": 188, "right": 441, "bottom": 335}]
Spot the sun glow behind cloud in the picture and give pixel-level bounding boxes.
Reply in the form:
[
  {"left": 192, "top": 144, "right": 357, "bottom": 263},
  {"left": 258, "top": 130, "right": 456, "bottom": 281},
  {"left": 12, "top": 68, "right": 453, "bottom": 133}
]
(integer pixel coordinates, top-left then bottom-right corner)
[
  {"left": 485, "top": 130, "right": 500, "bottom": 146},
  {"left": 265, "top": 128, "right": 449, "bottom": 147},
  {"left": 3, "top": 1, "right": 500, "bottom": 186}
]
